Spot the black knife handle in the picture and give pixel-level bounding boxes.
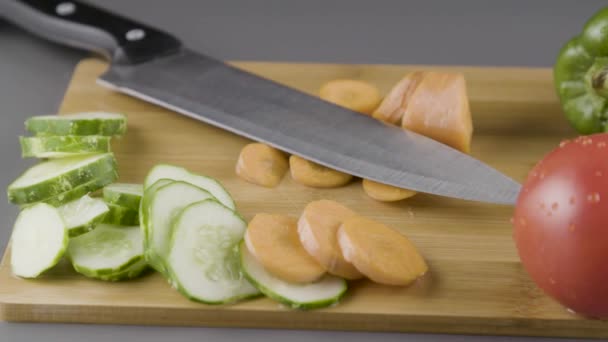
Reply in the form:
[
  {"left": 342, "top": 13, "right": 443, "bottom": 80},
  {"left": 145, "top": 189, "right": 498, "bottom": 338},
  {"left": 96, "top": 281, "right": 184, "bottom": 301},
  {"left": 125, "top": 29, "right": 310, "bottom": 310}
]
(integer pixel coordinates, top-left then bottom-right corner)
[{"left": 1, "top": 0, "right": 181, "bottom": 64}]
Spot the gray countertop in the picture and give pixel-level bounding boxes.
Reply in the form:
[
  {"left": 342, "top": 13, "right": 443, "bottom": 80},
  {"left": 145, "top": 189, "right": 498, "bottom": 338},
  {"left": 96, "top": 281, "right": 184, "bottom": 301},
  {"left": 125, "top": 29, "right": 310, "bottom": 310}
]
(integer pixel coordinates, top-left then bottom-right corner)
[{"left": 0, "top": 1, "right": 604, "bottom": 341}]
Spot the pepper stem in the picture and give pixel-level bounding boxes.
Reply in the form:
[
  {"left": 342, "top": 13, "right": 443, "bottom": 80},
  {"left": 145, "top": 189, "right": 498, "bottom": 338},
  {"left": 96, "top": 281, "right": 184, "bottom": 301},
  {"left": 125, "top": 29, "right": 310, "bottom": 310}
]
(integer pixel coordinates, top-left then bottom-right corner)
[{"left": 592, "top": 66, "right": 608, "bottom": 98}]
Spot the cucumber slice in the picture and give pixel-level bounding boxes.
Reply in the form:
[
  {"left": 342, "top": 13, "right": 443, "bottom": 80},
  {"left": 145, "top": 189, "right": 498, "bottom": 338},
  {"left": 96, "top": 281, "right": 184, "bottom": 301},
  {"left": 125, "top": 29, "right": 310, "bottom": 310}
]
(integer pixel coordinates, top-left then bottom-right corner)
[
  {"left": 95, "top": 258, "right": 149, "bottom": 281},
  {"left": 25, "top": 112, "right": 127, "bottom": 136},
  {"left": 103, "top": 183, "right": 143, "bottom": 211},
  {"left": 240, "top": 242, "right": 347, "bottom": 309},
  {"left": 144, "top": 164, "right": 235, "bottom": 210},
  {"left": 11, "top": 203, "right": 68, "bottom": 278},
  {"left": 7, "top": 153, "right": 117, "bottom": 205},
  {"left": 145, "top": 181, "right": 215, "bottom": 274},
  {"left": 166, "top": 199, "right": 260, "bottom": 304},
  {"left": 68, "top": 224, "right": 144, "bottom": 278},
  {"left": 20, "top": 136, "right": 111, "bottom": 158},
  {"left": 41, "top": 173, "right": 118, "bottom": 207},
  {"left": 102, "top": 204, "right": 139, "bottom": 226},
  {"left": 58, "top": 195, "right": 109, "bottom": 237},
  {"left": 139, "top": 179, "right": 174, "bottom": 247}
]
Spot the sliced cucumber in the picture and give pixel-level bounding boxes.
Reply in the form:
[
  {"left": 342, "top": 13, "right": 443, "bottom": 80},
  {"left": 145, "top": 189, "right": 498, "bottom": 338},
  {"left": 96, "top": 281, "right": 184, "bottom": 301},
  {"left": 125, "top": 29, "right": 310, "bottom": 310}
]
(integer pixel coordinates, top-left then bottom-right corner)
[
  {"left": 25, "top": 112, "right": 127, "bottom": 136},
  {"left": 20, "top": 136, "right": 111, "bottom": 158},
  {"left": 58, "top": 195, "right": 109, "bottom": 237},
  {"left": 145, "top": 181, "right": 215, "bottom": 274},
  {"left": 240, "top": 242, "right": 347, "bottom": 309},
  {"left": 41, "top": 173, "right": 118, "bottom": 207},
  {"left": 166, "top": 199, "right": 260, "bottom": 304},
  {"left": 102, "top": 204, "right": 139, "bottom": 226},
  {"left": 139, "top": 179, "right": 174, "bottom": 247},
  {"left": 68, "top": 224, "right": 144, "bottom": 278},
  {"left": 103, "top": 183, "right": 143, "bottom": 211},
  {"left": 95, "top": 258, "right": 149, "bottom": 282},
  {"left": 144, "top": 164, "right": 235, "bottom": 210},
  {"left": 11, "top": 203, "right": 68, "bottom": 278},
  {"left": 7, "top": 153, "right": 117, "bottom": 205}
]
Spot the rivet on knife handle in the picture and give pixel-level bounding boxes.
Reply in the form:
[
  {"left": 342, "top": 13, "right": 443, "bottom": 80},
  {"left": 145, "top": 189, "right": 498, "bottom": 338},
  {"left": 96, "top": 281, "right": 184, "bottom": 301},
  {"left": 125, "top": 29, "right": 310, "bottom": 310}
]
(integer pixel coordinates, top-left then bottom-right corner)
[{"left": 1, "top": 0, "right": 182, "bottom": 64}]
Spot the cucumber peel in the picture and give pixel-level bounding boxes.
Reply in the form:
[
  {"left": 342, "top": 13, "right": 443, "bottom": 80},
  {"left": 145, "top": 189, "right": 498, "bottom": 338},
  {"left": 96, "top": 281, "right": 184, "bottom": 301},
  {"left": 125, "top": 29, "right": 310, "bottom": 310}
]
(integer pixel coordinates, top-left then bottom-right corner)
[
  {"left": 94, "top": 258, "right": 149, "bottom": 281},
  {"left": 240, "top": 242, "right": 347, "bottom": 309},
  {"left": 68, "top": 224, "right": 144, "bottom": 279},
  {"left": 25, "top": 112, "right": 127, "bottom": 136},
  {"left": 20, "top": 135, "right": 111, "bottom": 158},
  {"left": 8, "top": 153, "right": 117, "bottom": 205},
  {"left": 11, "top": 203, "right": 68, "bottom": 278},
  {"left": 102, "top": 203, "right": 139, "bottom": 226},
  {"left": 144, "top": 164, "right": 235, "bottom": 210},
  {"left": 58, "top": 195, "right": 109, "bottom": 237},
  {"left": 166, "top": 199, "right": 260, "bottom": 304},
  {"left": 139, "top": 179, "right": 174, "bottom": 248},
  {"left": 41, "top": 173, "right": 118, "bottom": 207},
  {"left": 103, "top": 183, "right": 143, "bottom": 211}
]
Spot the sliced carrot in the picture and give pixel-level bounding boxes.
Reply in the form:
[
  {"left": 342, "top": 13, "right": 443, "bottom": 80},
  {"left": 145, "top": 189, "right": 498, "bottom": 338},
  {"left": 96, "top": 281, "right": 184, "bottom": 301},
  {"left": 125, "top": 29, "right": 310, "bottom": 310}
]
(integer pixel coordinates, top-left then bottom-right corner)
[
  {"left": 236, "top": 143, "right": 288, "bottom": 187},
  {"left": 319, "top": 79, "right": 381, "bottom": 115},
  {"left": 297, "top": 200, "right": 362, "bottom": 279},
  {"left": 337, "top": 216, "right": 428, "bottom": 286},
  {"left": 362, "top": 179, "right": 417, "bottom": 202},
  {"left": 245, "top": 213, "right": 325, "bottom": 283},
  {"left": 372, "top": 71, "right": 427, "bottom": 125},
  {"left": 401, "top": 72, "right": 473, "bottom": 153},
  {"left": 289, "top": 155, "right": 353, "bottom": 188}
]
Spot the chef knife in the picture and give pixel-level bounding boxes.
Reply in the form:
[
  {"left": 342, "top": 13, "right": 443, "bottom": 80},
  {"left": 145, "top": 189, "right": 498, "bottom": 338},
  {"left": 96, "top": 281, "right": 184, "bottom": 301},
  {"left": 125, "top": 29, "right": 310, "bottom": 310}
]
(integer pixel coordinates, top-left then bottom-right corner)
[{"left": 1, "top": 0, "right": 521, "bottom": 204}]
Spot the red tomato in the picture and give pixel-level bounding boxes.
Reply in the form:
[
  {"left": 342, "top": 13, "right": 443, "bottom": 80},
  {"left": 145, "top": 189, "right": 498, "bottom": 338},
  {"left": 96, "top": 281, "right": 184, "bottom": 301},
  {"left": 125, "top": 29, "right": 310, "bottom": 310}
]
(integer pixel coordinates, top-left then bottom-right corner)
[{"left": 513, "top": 133, "right": 608, "bottom": 318}]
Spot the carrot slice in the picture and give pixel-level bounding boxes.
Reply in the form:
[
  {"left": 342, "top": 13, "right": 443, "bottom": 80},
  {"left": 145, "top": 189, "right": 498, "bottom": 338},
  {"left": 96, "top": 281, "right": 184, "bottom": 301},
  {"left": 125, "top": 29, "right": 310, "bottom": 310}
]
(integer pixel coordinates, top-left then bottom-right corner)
[
  {"left": 297, "top": 200, "right": 362, "bottom": 279},
  {"left": 372, "top": 71, "right": 426, "bottom": 125},
  {"left": 319, "top": 79, "right": 381, "bottom": 115},
  {"left": 337, "top": 216, "right": 428, "bottom": 286},
  {"left": 289, "top": 155, "right": 353, "bottom": 188},
  {"left": 236, "top": 143, "right": 288, "bottom": 187},
  {"left": 245, "top": 213, "right": 325, "bottom": 283},
  {"left": 362, "top": 179, "right": 417, "bottom": 202},
  {"left": 401, "top": 72, "right": 473, "bottom": 153}
]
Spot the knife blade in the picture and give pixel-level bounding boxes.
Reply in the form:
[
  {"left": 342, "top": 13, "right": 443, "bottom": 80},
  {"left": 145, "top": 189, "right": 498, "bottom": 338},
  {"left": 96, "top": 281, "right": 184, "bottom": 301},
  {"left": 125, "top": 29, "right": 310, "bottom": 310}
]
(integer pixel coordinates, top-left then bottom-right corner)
[{"left": 3, "top": 0, "right": 521, "bottom": 204}]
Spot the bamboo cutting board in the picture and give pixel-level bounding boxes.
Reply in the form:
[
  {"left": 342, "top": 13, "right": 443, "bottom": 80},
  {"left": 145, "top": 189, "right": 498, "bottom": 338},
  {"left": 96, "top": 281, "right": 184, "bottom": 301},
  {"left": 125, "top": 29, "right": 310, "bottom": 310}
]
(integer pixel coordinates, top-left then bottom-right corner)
[{"left": 1, "top": 58, "right": 606, "bottom": 338}]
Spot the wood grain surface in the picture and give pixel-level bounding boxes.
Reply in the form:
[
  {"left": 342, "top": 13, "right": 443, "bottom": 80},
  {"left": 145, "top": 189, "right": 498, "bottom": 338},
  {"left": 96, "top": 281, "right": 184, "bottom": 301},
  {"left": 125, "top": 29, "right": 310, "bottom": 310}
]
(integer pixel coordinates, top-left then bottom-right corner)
[{"left": 1, "top": 58, "right": 606, "bottom": 338}]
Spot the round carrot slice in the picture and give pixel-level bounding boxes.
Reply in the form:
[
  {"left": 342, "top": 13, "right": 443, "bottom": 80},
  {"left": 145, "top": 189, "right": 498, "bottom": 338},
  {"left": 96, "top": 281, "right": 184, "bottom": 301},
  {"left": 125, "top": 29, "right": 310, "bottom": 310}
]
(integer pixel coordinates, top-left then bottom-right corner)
[
  {"left": 245, "top": 213, "right": 325, "bottom": 283},
  {"left": 236, "top": 143, "right": 288, "bottom": 187},
  {"left": 297, "top": 200, "right": 362, "bottom": 279},
  {"left": 319, "top": 79, "right": 381, "bottom": 115},
  {"left": 337, "top": 216, "right": 428, "bottom": 286},
  {"left": 362, "top": 179, "right": 417, "bottom": 202},
  {"left": 289, "top": 155, "right": 353, "bottom": 188}
]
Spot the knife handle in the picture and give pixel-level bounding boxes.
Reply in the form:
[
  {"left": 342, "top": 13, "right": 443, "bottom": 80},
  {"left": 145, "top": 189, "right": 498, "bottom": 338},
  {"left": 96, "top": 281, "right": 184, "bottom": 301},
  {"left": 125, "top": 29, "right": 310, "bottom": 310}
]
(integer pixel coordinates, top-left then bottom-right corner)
[{"left": 1, "top": 0, "right": 181, "bottom": 64}]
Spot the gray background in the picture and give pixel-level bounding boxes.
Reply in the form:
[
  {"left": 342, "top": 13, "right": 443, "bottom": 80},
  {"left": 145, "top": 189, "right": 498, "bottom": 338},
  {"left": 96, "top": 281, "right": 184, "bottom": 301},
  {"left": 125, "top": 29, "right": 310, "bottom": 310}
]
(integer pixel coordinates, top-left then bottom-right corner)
[{"left": 0, "top": 0, "right": 605, "bottom": 341}]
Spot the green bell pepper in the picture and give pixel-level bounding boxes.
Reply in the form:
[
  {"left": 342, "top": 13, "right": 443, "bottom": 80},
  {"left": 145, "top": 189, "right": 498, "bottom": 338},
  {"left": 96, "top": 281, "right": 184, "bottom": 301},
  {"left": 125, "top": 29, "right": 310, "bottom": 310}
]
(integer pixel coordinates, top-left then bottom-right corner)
[{"left": 554, "top": 7, "right": 608, "bottom": 134}]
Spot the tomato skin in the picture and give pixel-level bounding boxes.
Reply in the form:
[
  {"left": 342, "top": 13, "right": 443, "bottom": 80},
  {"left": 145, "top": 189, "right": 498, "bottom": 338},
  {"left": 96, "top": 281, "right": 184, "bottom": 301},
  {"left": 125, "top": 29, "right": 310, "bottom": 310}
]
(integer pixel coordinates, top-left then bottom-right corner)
[{"left": 513, "top": 133, "right": 608, "bottom": 318}]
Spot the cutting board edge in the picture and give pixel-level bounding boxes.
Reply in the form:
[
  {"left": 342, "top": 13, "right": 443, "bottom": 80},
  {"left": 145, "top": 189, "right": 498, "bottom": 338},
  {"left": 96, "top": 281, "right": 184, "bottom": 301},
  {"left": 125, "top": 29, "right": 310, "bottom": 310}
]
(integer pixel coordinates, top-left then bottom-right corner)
[
  {"left": 226, "top": 59, "right": 554, "bottom": 71},
  {"left": 75, "top": 56, "right": 554, "bottom": 76},
  {"left": 1, "top": 301, "right": 607, "bottom": 339}
]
